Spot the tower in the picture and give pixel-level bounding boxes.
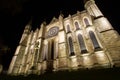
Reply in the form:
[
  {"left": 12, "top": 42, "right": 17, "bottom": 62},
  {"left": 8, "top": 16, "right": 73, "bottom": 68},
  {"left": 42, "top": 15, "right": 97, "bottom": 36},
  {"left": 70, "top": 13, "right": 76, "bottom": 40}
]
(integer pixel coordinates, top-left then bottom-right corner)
[
  {"left": 8, "top": 0, "right": 120, "bottom": 75},
  {"left": 84, "top": 0, "right": 103, "bottom": 18},
  {"left": 84, "top": 0, "right": 120, "bottom": 67}
]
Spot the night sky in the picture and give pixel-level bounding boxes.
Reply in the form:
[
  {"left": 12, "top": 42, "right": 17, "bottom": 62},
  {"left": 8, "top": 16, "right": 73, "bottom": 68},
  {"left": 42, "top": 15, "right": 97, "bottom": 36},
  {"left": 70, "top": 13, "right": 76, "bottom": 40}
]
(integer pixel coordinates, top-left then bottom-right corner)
[{"left": 0, "top": 0, "right": 120, "bottom": 70}]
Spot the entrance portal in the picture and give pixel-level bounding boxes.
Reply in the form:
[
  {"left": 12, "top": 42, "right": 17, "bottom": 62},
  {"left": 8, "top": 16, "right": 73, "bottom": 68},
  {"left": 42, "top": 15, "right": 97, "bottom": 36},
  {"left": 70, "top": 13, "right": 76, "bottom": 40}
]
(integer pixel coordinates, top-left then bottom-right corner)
[{"left": 46, "top": 40, "right": 54, "bottom": 72}]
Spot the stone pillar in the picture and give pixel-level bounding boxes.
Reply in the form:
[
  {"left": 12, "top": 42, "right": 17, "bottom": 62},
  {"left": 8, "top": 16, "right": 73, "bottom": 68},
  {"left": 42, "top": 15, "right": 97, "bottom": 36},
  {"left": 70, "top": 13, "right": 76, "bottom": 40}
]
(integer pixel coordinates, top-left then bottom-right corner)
[
  {"left": 94, "top": 17, "right": 120, "bottom": 67},
  {"left": 7, "top": 45, "right": 21, "bottom": 74},
  {"left": 58, "top": 31, "right": 68, "bottom": 69}
]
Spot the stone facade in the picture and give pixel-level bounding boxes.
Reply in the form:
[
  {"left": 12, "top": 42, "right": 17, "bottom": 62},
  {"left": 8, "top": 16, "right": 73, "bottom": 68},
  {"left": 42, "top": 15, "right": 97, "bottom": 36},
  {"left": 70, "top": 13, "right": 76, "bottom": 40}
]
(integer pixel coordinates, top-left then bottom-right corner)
[{"left": 8, "top": 0, "right": 120, "bottom": 75}]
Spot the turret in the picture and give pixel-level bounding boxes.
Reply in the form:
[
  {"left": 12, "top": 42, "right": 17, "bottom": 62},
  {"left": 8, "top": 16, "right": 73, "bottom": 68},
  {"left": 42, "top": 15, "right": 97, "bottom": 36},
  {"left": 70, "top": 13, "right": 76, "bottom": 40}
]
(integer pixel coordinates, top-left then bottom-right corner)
[
  {"left": 38, "top": 22, "right": 46, "bottom": 39},
  {"left": 58, "top": 13, "right": 64, "bottom": 30},
  {"left": 84, "top": 0, "right": 103, "bottom": 18}
]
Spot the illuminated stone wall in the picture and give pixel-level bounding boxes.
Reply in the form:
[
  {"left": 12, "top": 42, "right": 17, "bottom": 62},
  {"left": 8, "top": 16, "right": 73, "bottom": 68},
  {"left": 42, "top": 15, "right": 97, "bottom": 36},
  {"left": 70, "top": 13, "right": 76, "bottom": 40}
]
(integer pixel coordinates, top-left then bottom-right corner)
[{"left": 8, "top": 0, "right": 120, "bottom": 75}]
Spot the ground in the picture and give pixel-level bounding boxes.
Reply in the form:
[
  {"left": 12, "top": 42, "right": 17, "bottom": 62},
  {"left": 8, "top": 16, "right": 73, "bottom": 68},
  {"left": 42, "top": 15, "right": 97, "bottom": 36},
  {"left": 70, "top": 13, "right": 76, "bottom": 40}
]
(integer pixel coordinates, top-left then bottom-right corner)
[{"left": 0, "top": 67, "right": 120, "bottom": 80}]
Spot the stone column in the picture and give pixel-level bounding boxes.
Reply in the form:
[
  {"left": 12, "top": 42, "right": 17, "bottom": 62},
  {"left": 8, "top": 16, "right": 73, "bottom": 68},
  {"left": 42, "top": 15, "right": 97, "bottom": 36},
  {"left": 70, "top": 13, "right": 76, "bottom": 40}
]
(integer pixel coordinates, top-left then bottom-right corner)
[{"left": 58, "top": 31, "right": 68, "bottom": 70}]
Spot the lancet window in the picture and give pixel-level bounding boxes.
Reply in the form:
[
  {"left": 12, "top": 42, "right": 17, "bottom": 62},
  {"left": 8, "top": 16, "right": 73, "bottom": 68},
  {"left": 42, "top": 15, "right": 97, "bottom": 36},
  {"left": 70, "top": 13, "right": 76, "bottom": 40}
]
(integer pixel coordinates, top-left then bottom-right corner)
[
  {"left": 68, "top": 37, "right": 75, "bottom": 56},
  {"left": 78, "top": 34, "right": 88, "bottom": 53},
  {"left": 75, "top": 21, "right": 80, "bottom": 30},
  {"left": 89, "top": 31, "right": 101, "bottom": 50}
]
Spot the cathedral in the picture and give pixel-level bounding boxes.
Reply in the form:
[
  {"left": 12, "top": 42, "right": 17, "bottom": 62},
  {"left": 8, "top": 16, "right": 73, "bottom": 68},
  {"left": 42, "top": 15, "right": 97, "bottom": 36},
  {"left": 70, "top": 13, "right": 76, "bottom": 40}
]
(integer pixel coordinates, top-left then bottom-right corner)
[{"left": 8, "top": 0, "right": 120, "bottom": 75}]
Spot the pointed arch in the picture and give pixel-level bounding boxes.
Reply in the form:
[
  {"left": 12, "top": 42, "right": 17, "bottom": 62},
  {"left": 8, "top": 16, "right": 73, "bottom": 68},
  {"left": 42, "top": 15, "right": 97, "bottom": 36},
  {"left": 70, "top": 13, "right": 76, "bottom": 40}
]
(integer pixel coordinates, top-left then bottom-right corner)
[
  {"left": 75, "top": 21, "right": 80, "bottom": 30},
  {"left": 84, "top": 17, "right": 90, "bottom": 27},
  {"left": 68, "top": 37, "right": 75, "bottom": 56},
  {"left": 89, "top": 31, "right": 101, "bottom": 50},
  {"left": 78, "top": 34, "right": 88, "bottom": 53},
  {"left": 66, "top": 24, "right": 71, "bottom": 33}
]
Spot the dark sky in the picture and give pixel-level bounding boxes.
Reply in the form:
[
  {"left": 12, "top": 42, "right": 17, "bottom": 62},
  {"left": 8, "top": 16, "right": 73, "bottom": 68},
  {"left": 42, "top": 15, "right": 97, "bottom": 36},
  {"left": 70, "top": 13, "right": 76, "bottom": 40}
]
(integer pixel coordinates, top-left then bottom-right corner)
[{"left": 0, "top": 0, "right": 120, "bottom": 70}]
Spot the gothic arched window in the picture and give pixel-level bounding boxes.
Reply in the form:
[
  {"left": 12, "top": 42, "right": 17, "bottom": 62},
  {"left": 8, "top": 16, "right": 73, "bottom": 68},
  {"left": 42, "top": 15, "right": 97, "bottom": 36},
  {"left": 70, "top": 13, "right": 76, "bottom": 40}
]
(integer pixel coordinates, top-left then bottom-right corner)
[
  {"left": 84, "top": 18, "right": 90, "bottom": 27},
  {"left": 67, "top": 25, "right": 71, "bottom": 33},
  {"left": 75, "top": 21, "right": 80, "bottom": 30},
  {"left": 89, "top": 31, "right": 101, "bottom": 50},
  {"left": 78, "top": 34, "right": 88, "bottom": 53},
  {"left": 68, "top": 37, "right": 75, "bottom": 56}
]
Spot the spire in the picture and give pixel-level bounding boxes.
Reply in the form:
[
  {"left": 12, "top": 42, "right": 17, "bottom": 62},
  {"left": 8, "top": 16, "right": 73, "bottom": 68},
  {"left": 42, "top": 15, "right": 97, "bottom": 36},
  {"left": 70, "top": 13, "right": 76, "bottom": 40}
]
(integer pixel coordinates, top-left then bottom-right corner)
[
  {"left": 50, "top": 16, "right": 58, "bottom": 24},
  {"left": 59, "top": 11, "right": 64, "bottom": 17},
  {"left": 25, "top": 17, "right": 33, "bottom": 31}
]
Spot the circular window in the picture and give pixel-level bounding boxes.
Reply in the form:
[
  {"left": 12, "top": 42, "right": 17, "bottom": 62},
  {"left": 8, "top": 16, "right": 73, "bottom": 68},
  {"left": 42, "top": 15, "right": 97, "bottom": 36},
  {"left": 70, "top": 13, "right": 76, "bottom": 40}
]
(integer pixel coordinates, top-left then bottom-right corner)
[{"left": 47, "top": 27, "right": 59, "bottom": 38}]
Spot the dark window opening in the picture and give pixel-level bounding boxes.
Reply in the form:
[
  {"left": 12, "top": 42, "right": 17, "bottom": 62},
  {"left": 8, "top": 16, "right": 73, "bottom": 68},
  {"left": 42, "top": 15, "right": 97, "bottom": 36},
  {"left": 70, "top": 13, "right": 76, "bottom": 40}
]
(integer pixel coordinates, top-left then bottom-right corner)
[
  {"left": 84, "top": 18, "right": 90, "bottom": 27},
  {"left": 75, "top": 22, "right": 80, "bottom": 30},
  {"left": 47, "top": 41, "right": 54, "bottom": 72},
  {"left": 67, "top": 25, "right": 71, "bottom": 33},
  {"left": 78, "top": 34, "right": 88, "bottom": 54},
  {"left": 68, "top": 37, "right": 75, "bottom": 56},
  {"left": 34, "top": 49, "right": 39, "bottom": 63},
  {"left": 89, "top": 31, "right": 101, "bottom": 51},
  {"left": 51, "top": 41, "right": 54, "bottom": 60}
]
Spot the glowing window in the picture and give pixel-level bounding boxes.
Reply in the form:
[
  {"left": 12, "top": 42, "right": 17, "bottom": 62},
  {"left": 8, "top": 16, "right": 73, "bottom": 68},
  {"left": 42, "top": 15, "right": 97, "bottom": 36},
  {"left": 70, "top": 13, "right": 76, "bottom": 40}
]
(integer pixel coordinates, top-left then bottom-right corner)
[
  {"left": 78, "top": 34, "right": 88, "bottom": 53},
  {"left": 75, "top": 21, "right": 80, "bottom": 30},
  {"left": 89, "top": 31, "right": 101, "bottom": 50},
  {"left": 68, "top": 37, "right": 75, "bottom": 56}
]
